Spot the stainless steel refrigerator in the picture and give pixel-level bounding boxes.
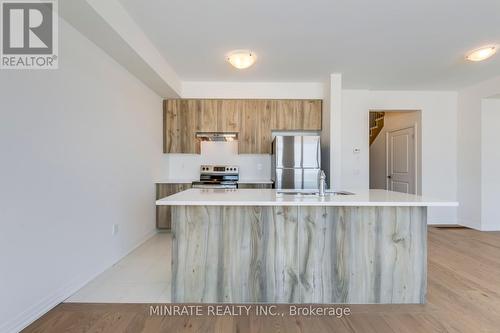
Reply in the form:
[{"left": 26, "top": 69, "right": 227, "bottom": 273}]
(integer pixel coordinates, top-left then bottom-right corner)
[{"left": 271, "top": 135, "right": 321, "bottom": 189}]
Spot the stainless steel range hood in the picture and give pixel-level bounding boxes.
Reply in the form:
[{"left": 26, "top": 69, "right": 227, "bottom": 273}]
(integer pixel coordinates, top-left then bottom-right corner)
[{"left": 195, "top": 132, "right": 238, "bottom": 142}]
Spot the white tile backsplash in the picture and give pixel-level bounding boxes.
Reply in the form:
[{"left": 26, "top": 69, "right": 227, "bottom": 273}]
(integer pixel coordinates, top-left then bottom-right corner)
[{"left": 158, "top": 141, "right": 271, "bottom": 181}]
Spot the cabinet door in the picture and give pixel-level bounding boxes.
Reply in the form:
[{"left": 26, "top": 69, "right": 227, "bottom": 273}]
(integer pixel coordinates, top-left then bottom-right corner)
[
  {"left": 164, "top": 100, "right": 200, "bottom": 154},
  {"left": 164, "top": 100, "right": 181, "bottom": 153},
  {"left": 239, "top": 100, "right": 273, "bottom": 154},
  {"left": 199, "top": 100, "right": 219, "bottom": 132},
  {"left": 156, "top": 183, "right": 191, "bottom": 229},
  {"left": 271, "top": 100, "right": 322, "bottom": 131},
  {"left": 302, "top": 100, "right": 322, "bottom": 130},
  {"left": 218, "top": 100, "right": 240, "bottom": 132},
  {"left": 238, "top": 100, "right": 260, "bottom": 154},
  {"left": 258, "top": 101, "right": 273, "bottom": 154},
  {"left": 179, "top": 100, "right": 200, "bottom": 154},
  {"left": 272, "top": 100, "right": 301, "bottom": 130}
]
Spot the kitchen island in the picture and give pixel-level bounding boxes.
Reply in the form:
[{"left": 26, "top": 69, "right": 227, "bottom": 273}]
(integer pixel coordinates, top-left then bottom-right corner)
[{"left": 156, "top": 189, "right": 457, "bottom": 304}]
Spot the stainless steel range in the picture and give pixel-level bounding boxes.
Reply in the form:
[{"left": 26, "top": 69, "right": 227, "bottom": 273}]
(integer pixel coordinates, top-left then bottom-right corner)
[{"left": 191, "top": 165, "right": 239, "bottom": 189}]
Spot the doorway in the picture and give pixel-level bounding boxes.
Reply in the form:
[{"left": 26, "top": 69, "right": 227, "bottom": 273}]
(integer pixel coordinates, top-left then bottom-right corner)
[{"left": 369, "top": 110, "right": 422, "bottom": 195}]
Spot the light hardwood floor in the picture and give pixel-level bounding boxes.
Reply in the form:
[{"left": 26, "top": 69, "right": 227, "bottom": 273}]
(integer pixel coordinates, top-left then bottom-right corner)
[{"left": 23, "top": 227, "right": 500, "bottom": 333}]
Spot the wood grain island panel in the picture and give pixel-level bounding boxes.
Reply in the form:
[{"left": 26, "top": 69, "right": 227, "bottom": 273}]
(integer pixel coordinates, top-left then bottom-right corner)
[
  {"left": 298, "top": 206, "right": 426, "bottom": 304},
  {"left": 171, "top": 205, "right": 427, "bottom": 304},
  {"left": 172, "top": 206, "right": 299, "bottom": 303}
]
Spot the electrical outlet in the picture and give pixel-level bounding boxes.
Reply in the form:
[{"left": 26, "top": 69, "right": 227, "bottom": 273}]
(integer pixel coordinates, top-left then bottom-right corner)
[
  {"left": 112, "top": 224, "right": 119, "bottom": 236},
  {"left": 257, "top": 163, "right": 263, "bottom": 171}
]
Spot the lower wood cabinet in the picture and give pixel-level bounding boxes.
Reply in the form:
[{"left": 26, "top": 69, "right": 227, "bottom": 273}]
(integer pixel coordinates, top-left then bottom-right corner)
[
  {"left": 156, "top": 183, "right": 191, "bottom": 229},
  {"left": 238, "top": 183, "right": 273, "bottom": 189}
]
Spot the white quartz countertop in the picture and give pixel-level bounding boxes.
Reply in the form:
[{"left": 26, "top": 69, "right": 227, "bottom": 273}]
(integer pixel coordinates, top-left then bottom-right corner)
[{"left": 156, "top": 189, "right": 459, "bottom": 207}]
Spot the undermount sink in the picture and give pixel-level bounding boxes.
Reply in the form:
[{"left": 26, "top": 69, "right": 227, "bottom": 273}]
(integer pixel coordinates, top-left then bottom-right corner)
[
  {"left": 276, "top": 190, "right": 355, "bottom": 196},
  {"left": 329, "top": 190, "right": 356, "bottom": 196},
  {"left": 277, "top": 190, "right": 317, "bottom": 196}
]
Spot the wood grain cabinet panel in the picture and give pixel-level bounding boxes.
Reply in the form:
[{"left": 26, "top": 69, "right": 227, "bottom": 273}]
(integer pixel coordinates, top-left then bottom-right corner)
[
  {"left": 172, "top": 206, "right": 299, "bottom": 303},
  {"left": 172, "top": 206, "right": 426, "bottom": 303},
  {"left": 199, "top": 100, "right": 219, "bottom": 132},
  {"left": 301, "top": 100, "right": 322, "bottom": 130},
  {"left": 238, "top": 100, "right": 261, "bottom": 154},
  {"left": 272, "top": 100, "right": 322, "bottom": 131},
  {"left": 163, "top": 100, "right": 181, "bottom": 153},
  {"left": 258, "top": 101, "right": 274, "bottom": 154},
  {"left": 272, "top": 100, "right": 301, "bottom": 130},
  {"left": 218, "top": 100, "right": 240, "bottom": 132},
  {"left": 164, "top": 99, "right": 322, "bottom": 154},
  {"left": 238, "top": 100, "right": 276, "bottom": 154},
  {"left": 180, "top": 100, "right": 200, "bottom": 154},
  {"left": 164, "top": 100, "right": 200, "bottom": 154},
  {"left": 156, "top": 183, "right": 191, "bottom": 229}
]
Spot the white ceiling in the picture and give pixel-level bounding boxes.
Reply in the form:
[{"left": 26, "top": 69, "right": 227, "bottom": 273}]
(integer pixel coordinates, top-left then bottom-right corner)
[{"left": 119, "top": 0, "right": 500, "bottom": 90}]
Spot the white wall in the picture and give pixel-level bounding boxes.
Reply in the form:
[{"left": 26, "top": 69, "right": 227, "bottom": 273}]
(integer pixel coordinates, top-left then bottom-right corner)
[
  {"left": 341, "top": 90, "right": 458, "bottom": 225},
  {"left": 369, "top": 111, "right": 422, "bottom": 193},
  {"left": 0, "top": 18, "right": 162, "bottom": 333},
  {"left": 329, "top": 74, "right": 343, "bottom": 189},
  {"left": 457, "top": 75, "right": 500, "bottom": 230},
  {"left": 60, "top": 0, "right": 182, "bottom": 97},
  {"left": 481, "top": 98, "right": 500, "bottom": 231},
  {"left": 182, "top": 81, "right": 324, "bottom": 99}
]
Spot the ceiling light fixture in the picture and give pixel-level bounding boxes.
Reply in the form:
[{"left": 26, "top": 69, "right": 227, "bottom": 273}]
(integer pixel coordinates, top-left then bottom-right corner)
[
  {"left": 226, "top": 50, "right": 257, "bottom": 69},
  {"left": 466, "top": 45, "right": 498, "bottom": 62}
]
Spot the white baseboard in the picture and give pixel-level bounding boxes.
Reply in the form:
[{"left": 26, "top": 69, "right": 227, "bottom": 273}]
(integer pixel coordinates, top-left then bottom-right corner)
[
  {"left": 1, "top": 229, "right": 157, "bottom": 333},
  {"left": 427, "top": 217, "right": 458, "bottom": 226},
  {"left": 478, "top": 225, "right": 500, "bottom": 231},
  {"left": 456, "top": 218, "right": 481, "bottom": 230},
  {"left": 432, "top": 219, "right": 499, "bottom": 231}
]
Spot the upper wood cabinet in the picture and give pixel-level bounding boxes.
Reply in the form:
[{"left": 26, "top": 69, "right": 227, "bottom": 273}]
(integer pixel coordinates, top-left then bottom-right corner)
[
  {"left": 163, "top": 99, "right": 200, "bottom": 154},
  {"left": 218, "top": 100, "right": 241, "bottom": 132},
  {"left": 199, "top": 100, "right": 219, "bottom": 132},
  {"left": 302, "top": 100, "right": 323, "bottom": 130},
  {"left": 163, "top": 99, "right": 322, "bottom": 154},
  {"left": 272, "top": 100, "right": 301, "bottom": 130}
]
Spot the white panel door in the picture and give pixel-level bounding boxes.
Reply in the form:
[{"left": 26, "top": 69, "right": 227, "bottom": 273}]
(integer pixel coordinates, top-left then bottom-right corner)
[{"left": 387, "top": 127, "right": 416, "bottom": 194}]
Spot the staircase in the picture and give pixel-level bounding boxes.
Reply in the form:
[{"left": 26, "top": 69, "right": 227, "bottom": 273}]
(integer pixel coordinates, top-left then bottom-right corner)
[{"left": 369, "top": 112, "right": 385, "bottom": 145}]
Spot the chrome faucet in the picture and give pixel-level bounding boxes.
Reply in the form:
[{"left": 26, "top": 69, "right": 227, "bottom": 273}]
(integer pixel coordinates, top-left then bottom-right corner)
[{"left": 319, "top": 170, "right": 326, "bottom": 196}]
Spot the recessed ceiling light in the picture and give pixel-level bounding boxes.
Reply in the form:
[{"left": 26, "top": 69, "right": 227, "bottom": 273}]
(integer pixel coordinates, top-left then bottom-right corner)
[
  {"left": 226, "top": 50, "right": 257, "bottom": 69},
  {"left": 466, "top": 45, "right": 498, "bottom": 62}
]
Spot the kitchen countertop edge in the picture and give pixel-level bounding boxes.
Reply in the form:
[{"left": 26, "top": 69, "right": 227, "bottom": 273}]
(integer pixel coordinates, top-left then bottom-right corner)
[{"left": 156, "top": 189, "right": 459, "bottom": 207}]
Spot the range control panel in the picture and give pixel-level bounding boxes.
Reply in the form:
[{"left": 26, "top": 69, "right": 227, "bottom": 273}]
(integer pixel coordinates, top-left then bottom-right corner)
[{"left": 200, "top": 165, "right": 239, "bottom": 174}]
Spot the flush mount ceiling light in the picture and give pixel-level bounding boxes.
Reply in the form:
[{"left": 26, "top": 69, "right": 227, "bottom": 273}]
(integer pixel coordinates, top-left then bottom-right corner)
[
  {"left": 226, "top": 50, "right": 257, "bottom": 69},
  {"left": 466, "top": 45, "right": 498, "bottom": 62}
]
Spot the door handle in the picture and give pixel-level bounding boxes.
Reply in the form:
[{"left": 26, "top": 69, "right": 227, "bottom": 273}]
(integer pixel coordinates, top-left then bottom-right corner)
[{"left": 387, "top": 175, "right": 392, "bottom": 179}]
